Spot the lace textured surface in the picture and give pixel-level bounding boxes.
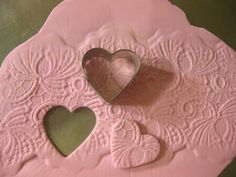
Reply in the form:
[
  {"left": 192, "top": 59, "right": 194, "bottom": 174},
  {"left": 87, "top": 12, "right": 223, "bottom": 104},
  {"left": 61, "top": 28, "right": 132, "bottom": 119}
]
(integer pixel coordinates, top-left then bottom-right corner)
[{"left": 0, "top": 25, "right": 236, "bottom": 175}]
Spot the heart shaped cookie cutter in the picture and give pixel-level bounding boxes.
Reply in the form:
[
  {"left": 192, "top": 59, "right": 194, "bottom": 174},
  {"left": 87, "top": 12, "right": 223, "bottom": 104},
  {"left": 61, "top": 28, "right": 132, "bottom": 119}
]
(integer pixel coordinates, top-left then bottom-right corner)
[{"left": 82, "top": 48, "right": 141, "bottom": 103}]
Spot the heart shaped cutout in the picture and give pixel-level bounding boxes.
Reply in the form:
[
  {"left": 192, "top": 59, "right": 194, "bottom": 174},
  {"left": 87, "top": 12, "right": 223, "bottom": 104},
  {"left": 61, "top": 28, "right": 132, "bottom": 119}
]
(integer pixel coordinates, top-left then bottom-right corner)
[
  {"left": 82, "top": 48, "right": 140, "bottom": 103},
  {"left": 44, "top": 106, "right": 96, "bottom": 156},
  {"left": 111, "top": 119, "right": 160, "bottom": 168}
]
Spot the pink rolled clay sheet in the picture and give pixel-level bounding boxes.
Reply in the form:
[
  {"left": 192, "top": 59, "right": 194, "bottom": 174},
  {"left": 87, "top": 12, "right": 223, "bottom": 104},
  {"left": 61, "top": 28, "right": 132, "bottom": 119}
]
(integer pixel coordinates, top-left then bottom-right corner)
[{"left": 0, "top": 0, "right": 236, "bottom": 177}]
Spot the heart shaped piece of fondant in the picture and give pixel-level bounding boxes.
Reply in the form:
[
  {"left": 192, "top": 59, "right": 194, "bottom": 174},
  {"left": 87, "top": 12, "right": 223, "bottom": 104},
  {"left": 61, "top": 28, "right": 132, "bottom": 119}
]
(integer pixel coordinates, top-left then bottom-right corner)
[
  {"left": 111, "top": 119, "right": 160, "bottom": 168},
  {"left": 82, "top": 48, "right": 140, "bottom": 103},
  {"left": 44, "top": 107, "right": 96, "bottom": 156}
]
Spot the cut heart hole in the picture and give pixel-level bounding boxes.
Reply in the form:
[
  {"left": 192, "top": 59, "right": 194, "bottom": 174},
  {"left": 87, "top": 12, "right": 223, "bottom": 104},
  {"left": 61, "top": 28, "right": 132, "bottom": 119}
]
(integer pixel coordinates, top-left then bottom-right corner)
[
  {"left": 82, "top": 48, "right": 140, "bottom": 103},
  {"left": 44, "top": 106, "right": 96, "bottom": 156}
]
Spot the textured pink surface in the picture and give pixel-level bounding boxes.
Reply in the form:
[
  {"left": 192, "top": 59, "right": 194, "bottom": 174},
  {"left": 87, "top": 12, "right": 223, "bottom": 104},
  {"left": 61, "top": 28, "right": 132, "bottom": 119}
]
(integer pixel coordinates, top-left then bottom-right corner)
[
  {"left": 0, "top": 0, "right": 236, "bottom": 177},
  {"left": 111, "top": 119, "right": 160, "bottom": 168}
]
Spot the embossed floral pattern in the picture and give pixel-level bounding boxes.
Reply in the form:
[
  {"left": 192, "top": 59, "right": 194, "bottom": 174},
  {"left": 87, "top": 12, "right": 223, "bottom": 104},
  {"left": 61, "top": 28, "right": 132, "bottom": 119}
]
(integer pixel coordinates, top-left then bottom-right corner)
[
  {"left": 111, "top": 119, "right": 160, "bottom": 168},
  {"left": 0, "top": 25, "right": 236, "bottom": 176},
  {"left": 0, "top": 106, "right": 35, "bottom": 167}
]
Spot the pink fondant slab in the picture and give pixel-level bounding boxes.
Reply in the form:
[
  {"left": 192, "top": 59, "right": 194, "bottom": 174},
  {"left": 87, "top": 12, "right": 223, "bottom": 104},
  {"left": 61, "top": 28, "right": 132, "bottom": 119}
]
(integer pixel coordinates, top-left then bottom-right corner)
[{"left": 0, "top": 0, "right": 236, "bottom": 177}]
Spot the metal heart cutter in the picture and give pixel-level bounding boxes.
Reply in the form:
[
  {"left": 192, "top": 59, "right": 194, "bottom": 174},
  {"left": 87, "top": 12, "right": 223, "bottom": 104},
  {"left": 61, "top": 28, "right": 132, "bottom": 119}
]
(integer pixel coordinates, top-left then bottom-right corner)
[{"left": 82, "top": 48, "right": 141, "bottom": 103}]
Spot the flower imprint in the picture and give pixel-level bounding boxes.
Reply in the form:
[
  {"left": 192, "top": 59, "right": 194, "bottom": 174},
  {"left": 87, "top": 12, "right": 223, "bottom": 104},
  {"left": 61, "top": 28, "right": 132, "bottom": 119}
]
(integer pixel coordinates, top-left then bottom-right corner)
[
  {"left": 187, "top": 98, "right": 236, "bottom": 150},
  {"left": 0, "top": 106, "right": 35, "bottom": 167},
  {"left": 11, "top": 45, "right": 78, "bottom": 99}
]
